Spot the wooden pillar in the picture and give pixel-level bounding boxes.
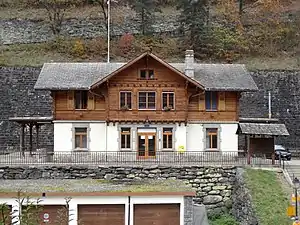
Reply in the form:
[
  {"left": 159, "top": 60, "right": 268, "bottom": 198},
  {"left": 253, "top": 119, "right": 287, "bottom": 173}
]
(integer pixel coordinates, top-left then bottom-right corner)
[
  {"left": 246, "top": 135, "right": 251, "bottom": 165},
  {"left": 272, "top": 137, "right": 275, "bottom": 165},
  {"left": 20, "top": 124, "right": 25, "bottom": 157},
  {"left": 36, "top": 124, "right": 40, "bottom": 151},
  {"left": 29, "top": 123, "right": 33, "bottom": 156}
]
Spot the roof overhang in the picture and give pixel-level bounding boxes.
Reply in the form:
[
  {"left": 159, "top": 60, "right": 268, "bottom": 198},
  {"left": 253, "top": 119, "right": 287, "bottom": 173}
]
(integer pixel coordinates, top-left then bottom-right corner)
[
  {"left": 9, "top": 116, "right": 53, "bottom": 124},
  {"left": 90, "top": 52, "right": 205, "bottom": 89},
  {"left": 237, "top": 122, "right": 289, "bottom": 136}
]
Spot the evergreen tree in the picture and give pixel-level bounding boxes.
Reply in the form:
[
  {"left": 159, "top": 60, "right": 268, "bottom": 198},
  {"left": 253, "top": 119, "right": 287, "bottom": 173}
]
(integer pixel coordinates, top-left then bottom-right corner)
[
  {"left": 177, "top": 0, "right": 210, "bottom": 51},
  {"left": 129, "top": 0, "right": 161, "bottom": 35}
]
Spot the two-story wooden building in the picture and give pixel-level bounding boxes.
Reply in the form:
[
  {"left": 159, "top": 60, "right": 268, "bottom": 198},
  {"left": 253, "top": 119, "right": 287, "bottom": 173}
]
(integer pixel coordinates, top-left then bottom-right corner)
[{"left": 34, "top": 50, "right": 258, "bottom": 157}]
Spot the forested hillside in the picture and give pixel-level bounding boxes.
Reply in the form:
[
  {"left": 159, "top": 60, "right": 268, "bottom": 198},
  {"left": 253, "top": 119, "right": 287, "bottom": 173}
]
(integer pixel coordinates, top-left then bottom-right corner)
[{"left": 0, "top": 0, "right": 300, "bottom": 69}]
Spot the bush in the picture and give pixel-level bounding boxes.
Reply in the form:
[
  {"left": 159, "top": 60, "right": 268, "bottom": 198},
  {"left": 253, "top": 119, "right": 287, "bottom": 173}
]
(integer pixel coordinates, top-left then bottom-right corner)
[
  {"left": 118, "top": 33, "right": 135, "bottom": 55},
  {"left": 72, "top": 39, "right": 85, "bottom": 58},
  {"left": 209, "top": 214, "right": 239, "bottom": 225},
  {"left": 86, "top": 37, "right": 107, "bottom": 56}
]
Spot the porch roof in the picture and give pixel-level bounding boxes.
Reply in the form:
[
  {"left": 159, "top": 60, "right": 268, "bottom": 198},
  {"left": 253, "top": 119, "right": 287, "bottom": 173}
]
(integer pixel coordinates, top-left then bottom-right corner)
[
  {"left": 238, "top": 123, "right": 289, "bottom": 136},
  {"left": 9, "top": 116, "right": 53, "bottom": 124}
]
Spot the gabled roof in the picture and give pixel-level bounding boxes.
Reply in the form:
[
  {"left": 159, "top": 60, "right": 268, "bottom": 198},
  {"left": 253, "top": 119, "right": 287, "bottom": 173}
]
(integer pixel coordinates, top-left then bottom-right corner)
[
  {"left": 34, "top": 52, "right": 258, "bottom": 91},
  {"left": 238, "top": 123, "right": 289, "bottom": 136},
  {"left": 91, "top": 52, "right": 204, "bottom": 89}
]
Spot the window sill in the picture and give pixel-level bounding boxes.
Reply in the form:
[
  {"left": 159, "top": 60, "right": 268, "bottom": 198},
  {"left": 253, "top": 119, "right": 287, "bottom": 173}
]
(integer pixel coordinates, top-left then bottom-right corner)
[
  {"left": 120, "top": 149, "right": 132, "bottom": 152},
  {"left": 161, "top": 149, "right": 174, "bottom": 152},
  {"left": 138, "top": 109, "right": 156, "bottom": 111},
  {"left": 205, "top": 149, "right": 220, "bottom": 152},
  {"left": 73, "top": 148, "right": 89, "bottom": 152},
  {"left": 74, "top": 109, "right": 88, "bottom": 111},
  {"left": 205, "top": 110, "right": 218, "bottom": 112}
]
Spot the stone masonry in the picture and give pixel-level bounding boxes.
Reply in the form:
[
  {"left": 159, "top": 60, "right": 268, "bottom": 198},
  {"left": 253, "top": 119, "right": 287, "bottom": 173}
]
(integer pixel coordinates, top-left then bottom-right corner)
[{"left": 0, "top": 165, "right": 236, "bottom": 216}]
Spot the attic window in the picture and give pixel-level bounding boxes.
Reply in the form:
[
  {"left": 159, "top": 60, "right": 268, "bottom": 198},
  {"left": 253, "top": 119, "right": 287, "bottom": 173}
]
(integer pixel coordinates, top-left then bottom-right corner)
[{"left": 139, "top": 69, "right": 154, "bottom": 80}]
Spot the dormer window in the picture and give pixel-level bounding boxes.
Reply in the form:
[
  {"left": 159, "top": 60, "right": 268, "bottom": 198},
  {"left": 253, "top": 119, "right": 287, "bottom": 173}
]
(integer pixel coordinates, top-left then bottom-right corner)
[{"left": 139, "top": 69, "right": 154, "bottom": 79}]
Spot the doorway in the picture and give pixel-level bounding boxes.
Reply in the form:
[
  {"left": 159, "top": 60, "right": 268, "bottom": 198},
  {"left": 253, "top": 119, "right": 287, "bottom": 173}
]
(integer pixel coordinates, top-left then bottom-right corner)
[{"left": 137, "top": 133, "right": 156, "bottom": 158}]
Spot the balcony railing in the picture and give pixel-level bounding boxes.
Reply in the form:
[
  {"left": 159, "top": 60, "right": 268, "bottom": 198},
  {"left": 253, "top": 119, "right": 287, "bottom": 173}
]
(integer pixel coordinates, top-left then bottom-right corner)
[{"left": 0, "top": 148, "right": 280, "bottom": 166}]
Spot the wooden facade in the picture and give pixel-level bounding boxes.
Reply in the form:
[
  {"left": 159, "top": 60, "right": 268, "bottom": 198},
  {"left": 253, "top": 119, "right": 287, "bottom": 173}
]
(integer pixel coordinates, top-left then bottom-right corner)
[{"left": 52, "top": 56, "right": 240, "bottom": 122}]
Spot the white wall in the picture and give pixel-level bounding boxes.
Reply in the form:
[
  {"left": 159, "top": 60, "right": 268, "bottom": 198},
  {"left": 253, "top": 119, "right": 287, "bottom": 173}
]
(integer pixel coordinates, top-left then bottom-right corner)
[
  {"left": 220, "top": 123, "right": 238, "bottom": 152},
  {"left": 186, "top": 123, "right": 204, "bottom": 151},
  {"left": 175, "top": 123, "right": 187, "bottom": 151},
  {"left": 90, "top": 123, "right": 106, "bottom": 152},
  {"left": 54, "top": 122, "right": 72, "bottom": 152},
  {"left": 106, "top": 123, "right": 119, "bottom": 152},
  {"left": 0, "top": 195, "right": 184, "bottom": 225}
]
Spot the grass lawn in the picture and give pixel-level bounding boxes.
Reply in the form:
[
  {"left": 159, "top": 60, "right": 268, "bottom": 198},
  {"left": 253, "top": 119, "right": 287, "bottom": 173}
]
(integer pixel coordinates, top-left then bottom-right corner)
[{"left": 244, "top": 169, "right": 292, "bottom": 225}]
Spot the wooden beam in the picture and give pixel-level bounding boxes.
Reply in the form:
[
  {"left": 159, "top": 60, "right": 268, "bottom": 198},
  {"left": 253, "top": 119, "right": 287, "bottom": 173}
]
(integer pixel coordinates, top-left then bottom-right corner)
[
  {"left": 36, "top": 124, "right": 40, "bottom": 151},
  {"left": 20, "top": 124, "right": 25, "bottom": 157},
  {"left": 29, "top": 124, "right": 33, "bottom": 156}
]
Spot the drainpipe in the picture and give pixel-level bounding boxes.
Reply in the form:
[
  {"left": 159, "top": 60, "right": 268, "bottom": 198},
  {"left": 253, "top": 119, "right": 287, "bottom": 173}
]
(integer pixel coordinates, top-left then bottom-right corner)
[
  {"left": 268, "top": 91, "right": 272, "bottom": 119},
  {"left": 128, "top": 196, "right": 131, "bottom": 225}
]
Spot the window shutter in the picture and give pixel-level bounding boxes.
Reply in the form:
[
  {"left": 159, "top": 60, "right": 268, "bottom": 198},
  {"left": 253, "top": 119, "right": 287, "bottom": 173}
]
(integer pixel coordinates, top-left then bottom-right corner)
[
  {"left": 67, "top": 91, "right": 74, "bottom": 110},
  {"left": 199, "top": 93, "right": 205, "bottom": 111},
  {"left": 218, "top": 92, "right": 226, "bottom": 111},
  {"left": 88, "top": 92, "right": 95, "bottom": 110}
]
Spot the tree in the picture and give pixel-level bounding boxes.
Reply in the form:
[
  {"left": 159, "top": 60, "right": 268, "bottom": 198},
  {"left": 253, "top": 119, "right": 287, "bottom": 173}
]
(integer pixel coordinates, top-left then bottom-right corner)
[
  {"left": 177, "top": 0, "right": 210, "bottom": 51},
  {"left": 37, "top": 0, "right": 78, "bottom": 35},
  {"left": 129, "top": 0, "right": 161, "bottom": 35}
]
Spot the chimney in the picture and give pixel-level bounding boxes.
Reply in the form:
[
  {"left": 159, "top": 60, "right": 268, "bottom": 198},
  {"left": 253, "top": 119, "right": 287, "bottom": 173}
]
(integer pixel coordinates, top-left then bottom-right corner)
[{"left": 185, "top": 50, "right": 194, "bottom": 78}]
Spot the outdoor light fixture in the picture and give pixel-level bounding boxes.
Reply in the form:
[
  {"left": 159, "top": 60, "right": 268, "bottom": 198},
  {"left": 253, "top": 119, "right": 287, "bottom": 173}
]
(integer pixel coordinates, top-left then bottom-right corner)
[{"left": 294, "top": 177, "right": 300, "bottom": 217}]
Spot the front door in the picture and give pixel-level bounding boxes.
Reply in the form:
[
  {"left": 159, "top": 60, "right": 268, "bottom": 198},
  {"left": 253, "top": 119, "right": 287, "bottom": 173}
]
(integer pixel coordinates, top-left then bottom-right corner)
[{"left": 137, "top": 133, "right": 156, "bottom": 158}]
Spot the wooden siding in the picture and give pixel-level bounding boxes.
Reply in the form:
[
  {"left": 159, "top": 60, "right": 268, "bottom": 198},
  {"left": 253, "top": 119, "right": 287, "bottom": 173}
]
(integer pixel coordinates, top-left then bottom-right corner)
[{"left": 52, "top": 56, "right": 240, "bottom": 122}]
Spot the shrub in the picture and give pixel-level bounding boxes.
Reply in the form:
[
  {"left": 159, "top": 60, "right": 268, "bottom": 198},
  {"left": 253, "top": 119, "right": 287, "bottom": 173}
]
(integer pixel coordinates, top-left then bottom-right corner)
[
  {"left": 72, "top": 39, "right": 85, "bottom": 58},
  {"left": 209, "top": 214, "right": 239, "bottom": 225},
  {"left": 86, "top": 37, "right": 107, "bottom": 56},
  {"left": 118, "top": 33, "right": 135, "bottom": 55}
]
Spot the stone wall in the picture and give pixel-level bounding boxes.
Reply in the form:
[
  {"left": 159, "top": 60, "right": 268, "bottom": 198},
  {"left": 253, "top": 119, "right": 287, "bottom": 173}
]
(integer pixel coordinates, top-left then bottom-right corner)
[
  {"left": 1, "top": 67, "right": 300, "bottom": 151},
  {"left": 240, "top": 70, "right": 300, "bottom": 150},
  {"left": 0, "top": 67, "right": 53, "bottom": 150},
  {"left": 0, "top": 165, "right": 236, "bottom": 216},
  {"left": 232, "top": 168, "right": 259, "bottom": 225},
  {"left": 1, "top": 16, "right": 180, "bottom": 45},
  {"left": 184, "top": 197, "right": 194, "bottom": 225}
]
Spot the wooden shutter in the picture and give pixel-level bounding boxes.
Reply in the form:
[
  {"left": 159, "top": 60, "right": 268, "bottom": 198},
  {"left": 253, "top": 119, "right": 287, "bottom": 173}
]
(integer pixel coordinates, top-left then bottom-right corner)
[
  {"left": 88, "top": 92, "right": 95, "bottom": 110},
  {"left": 67, "top": 91, "right": 74, "bottom": 110},
  {"left": 218, "top": 92, "right": 226, "bottom": 111},
  {"left": 199, "top": 93, "right": 205, "bottom": 111}
]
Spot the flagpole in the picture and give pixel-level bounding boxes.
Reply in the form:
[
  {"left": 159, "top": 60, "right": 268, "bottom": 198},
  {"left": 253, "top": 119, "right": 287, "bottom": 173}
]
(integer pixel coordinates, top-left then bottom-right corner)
[{"left": 107, "top": 0, "right": 110, "bottom": 63}]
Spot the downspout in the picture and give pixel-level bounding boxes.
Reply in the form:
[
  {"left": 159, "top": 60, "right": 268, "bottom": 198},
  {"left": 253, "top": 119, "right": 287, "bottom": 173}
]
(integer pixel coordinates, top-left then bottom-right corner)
[{"left": 128, "top": 196, "right": 131, "bottom": 225}]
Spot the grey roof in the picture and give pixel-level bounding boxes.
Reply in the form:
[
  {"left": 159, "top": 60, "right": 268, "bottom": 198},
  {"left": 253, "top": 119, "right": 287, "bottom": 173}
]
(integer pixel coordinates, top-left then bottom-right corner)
[
  {"left": 34, "top": 62, "right": 258, "bottom": 91},
  {"left": 34, "top": 63, "right": 125, "bottom": 90},
  {"left": 238, "top": 123, "right": 289, "bottom": 136}
]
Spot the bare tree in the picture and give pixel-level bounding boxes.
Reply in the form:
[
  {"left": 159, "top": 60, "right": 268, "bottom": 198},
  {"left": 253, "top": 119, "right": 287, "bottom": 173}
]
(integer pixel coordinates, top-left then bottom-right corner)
[{"left": 37, "top": 0, "right": 78, "bottom": 35}]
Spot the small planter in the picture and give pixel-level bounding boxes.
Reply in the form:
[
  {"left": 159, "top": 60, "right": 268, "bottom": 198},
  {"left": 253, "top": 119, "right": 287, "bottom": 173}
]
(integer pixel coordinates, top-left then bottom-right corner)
[
  {"left": 163, "top": 106, "right": 172, "bottom": 112},
  {"left": 121, "top": 105, "right": 130, "bottom": 111}
]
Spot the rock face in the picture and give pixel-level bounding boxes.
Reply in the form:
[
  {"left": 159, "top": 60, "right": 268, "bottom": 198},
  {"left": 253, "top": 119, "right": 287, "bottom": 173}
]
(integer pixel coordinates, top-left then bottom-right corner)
[
  {"left": 0, "top": 16, "right": 180, "bottom": 45},
  {"left": 0, "top": 165, "right": 236, "bottom": 216},
  {"left": 232, "top": 168, "right": 259, "bottom": 225}
]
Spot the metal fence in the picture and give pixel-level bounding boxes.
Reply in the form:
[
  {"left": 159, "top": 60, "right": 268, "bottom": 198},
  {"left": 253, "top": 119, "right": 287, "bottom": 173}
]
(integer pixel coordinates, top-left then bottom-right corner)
[{"left": 0, "top": 149, "right": 280, "bottom": 166}]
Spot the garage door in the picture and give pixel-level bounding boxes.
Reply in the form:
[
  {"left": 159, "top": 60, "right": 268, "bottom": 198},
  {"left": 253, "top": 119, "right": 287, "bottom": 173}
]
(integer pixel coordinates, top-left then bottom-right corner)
[
  {"left": 78, "top": 204, "right": 125, "bottom": 225},
  {"left": 134, "top": 204, "right": 180, "bottom": 225}
]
